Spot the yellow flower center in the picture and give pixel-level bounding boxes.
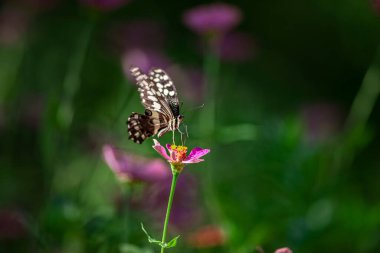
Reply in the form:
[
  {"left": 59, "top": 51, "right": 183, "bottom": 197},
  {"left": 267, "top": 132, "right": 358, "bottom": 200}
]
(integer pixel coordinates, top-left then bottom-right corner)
[{"left": 170, "top": 144, "right": 188, "bottom": 161}]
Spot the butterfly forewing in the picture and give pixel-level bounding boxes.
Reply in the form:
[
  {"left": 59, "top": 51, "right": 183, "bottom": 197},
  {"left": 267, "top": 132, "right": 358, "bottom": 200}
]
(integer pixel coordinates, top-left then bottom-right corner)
[
  {"left": 148, "top": 68, "right": 180, "bottom": 117},
  {"left": 130, "top": 67, "right": 172, "bottom": 117}
]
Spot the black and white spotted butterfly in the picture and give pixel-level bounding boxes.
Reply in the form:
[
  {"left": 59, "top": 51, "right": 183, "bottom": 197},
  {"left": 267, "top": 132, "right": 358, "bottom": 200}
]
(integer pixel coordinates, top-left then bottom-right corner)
[{"left": 127, "top": 66, "right": 184, "bottom": 144}]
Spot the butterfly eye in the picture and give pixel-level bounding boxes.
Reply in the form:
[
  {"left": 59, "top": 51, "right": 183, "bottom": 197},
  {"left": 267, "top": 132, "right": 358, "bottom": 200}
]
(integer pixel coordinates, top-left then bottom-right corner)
[
  {"left": 145, "top": 109, "right": 152, "bottom": 116},
  {"left": 178, "top": 115, "right": 184, "bottom": 121}
]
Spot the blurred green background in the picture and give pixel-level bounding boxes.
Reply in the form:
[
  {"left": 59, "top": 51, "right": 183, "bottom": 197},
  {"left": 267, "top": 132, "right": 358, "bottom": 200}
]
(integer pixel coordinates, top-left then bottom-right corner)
[{"left": 1, "top": 0, "right": 380, "bottom": 252}]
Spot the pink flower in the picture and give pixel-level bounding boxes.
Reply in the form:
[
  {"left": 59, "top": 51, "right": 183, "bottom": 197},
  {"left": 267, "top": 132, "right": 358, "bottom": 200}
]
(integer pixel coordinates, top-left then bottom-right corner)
[
  {"left": 274, "top": 247, "right": 293, "bottom": 253},
  {"left": 217, "top": 32, "right": 256, "bottom": 62},
  {"left": 183, "top": 3, "right": 242, "bottom": 36},
  {"left": 152, "top": 139, "right": 210, "bottom": 168},
  {"left": 102, "top": 144, "right": 170, "bottom": 183},
  {"left": 121, "top": 48, "right": 171, "bottom": 77}
]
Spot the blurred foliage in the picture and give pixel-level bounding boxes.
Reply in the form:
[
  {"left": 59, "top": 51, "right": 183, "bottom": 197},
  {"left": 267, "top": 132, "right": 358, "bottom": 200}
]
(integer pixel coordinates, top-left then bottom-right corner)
[{"left": 1, "top": 0, "right": 380, "bottom": 253}]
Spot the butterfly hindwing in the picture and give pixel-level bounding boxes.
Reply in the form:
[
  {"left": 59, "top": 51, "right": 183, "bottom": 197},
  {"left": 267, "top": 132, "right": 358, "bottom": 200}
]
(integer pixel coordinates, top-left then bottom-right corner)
[{"left": 127, "top": 110, "right": 169, "bottom": 144}]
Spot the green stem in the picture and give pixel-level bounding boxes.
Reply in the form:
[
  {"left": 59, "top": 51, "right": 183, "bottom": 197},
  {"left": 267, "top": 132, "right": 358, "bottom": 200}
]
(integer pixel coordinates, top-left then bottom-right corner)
[
  {"left": 160, "top": 170, "right": 179, "bottom": 253},
  {"left": 345, "top": 45, "right": 380, "bottom": 129},
  {"left": 329, "top": 45, "right": 380, "bottom": 174},
  {"left": 57, "top": 21, "right": 94, "bottom": 131},
  {"left": 200, "top": 43, "right": 225, "bottom": 225},
  {"left": 200, "top": 47, "right": 220, "bottom": 138}
]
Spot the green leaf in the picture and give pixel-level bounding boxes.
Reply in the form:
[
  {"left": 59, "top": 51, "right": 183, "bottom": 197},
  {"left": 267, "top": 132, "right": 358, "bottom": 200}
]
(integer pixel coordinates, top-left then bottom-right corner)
[
  {"left": 140, "top": 223, "right": 180, "bottom": 249},
  {"left": 165, "top": 235, "right": 180, "bottom": 248},
  {"left": 140, "top": 223, "right": 162, "bottom": 245}
]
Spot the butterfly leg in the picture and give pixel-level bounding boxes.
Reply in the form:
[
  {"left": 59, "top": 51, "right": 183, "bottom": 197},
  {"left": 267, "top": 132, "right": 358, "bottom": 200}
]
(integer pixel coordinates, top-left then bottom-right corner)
[
  {"left": 172, "top": 130, "right": 175, "bottom": 145},
  {"left": 177, "top": 126, "right": 186, "bottom": 146}
]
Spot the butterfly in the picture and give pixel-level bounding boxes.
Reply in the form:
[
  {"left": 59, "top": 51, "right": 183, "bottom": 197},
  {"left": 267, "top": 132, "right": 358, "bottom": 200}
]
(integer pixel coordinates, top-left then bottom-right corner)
[{"left": 127, "top": 66, "right": 184, "bottom": 144}]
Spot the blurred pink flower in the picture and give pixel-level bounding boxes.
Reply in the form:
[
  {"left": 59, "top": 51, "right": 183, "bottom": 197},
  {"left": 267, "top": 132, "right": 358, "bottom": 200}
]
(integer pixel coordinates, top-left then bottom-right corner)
[
  {"left": 109, "top": 20, "right": 166, "bottom": 54},
  {"left": 0, "top": 5, "right": 30, "bottom": 45},
  {"left": 137, "top": 172, "right": 202, "bottom": 230},
  {"left": 80, "top": 0, "right": 129, "bottom": 11},
  {"left": 183, "top": 3, "right": 242, "bottom": 36},
  {"left": 122, "top": 48, "right": 171, "bottom": 76},
  {"left": 165, "top": 66, "right": 205, "bottom": 104},
  {"left": 183, "top": 68, "right": 205, "bottom": 103},
  {"left": 152, "top": 139, "right": 210, "bottom": 166},
  {"left": 274, "top": 247, "right": 293, "bottom": 253},
  {"left": 102, "top": 144, "right": 170, "bottom": 183},
  {"left": 0, "top": 209, "right": 26, "bottom": 239},
  {"left": 107, "top": 19, "right": 171, "bottom": 82},
  {"left": 301, "top": 102, "right": 343, "bottom": 144},
  {"left": 20, "top": 94, "right": 44, "bottom": 129},
  {"left": 372, "top": 0, "right": 380, "bottom": 14},
  {"left": 218, "top": 32, "right": 256, "bottom": 62},
  {"left": 187, "top": 225, "right": 226, "bottom": 248}
]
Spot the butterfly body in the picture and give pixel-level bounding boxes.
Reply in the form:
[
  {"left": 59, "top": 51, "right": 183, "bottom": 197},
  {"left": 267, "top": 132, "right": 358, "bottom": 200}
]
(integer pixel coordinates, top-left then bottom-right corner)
[{"left": 127, "top": 66, "right": 183, "bottom": 144}]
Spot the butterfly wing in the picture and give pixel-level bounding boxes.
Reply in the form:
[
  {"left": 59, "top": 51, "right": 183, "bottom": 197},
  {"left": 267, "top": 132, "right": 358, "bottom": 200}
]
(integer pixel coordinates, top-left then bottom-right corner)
[
  {"left": 148, "top": 68, "right": 180, "bottom": 117},
  {"left": 129, "top": 66, "right": 173, "bottom": 117},
  {"left": 127, "top": 110, "right": 167, "bottom": 144},
  {"left": 128, "top": 66, "right": 178, "bottom": 143}
]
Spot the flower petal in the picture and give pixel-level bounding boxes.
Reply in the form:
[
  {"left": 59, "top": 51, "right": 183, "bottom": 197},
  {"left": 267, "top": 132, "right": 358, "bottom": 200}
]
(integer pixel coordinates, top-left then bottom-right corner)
[
  {"left": 138, "top": 159, "right": 171, "bottom": 182},
  {"left": 274, "top": 248, "right": 293, "bottom": 253},
  {"left": 152, "top": 139, "right": 171, "bottom": 160},
  {"left": 183, "top": 158, "right": 204, "bottom": 164},
  {"left": 183, "top": 3, "right": 242, "bottom": 35},
  {"left": 166, "top": 143, "right": 177, "bottom": 161},
  {"left": 102, "top": 144, "right": 132, "bottom": 181},
  {"left": 185, "top": 147, "right": 210, "bottom": 161},
  {"left": 102, "top": 145, "right": 123, "bottom": 172},
  {"left": 103, "top": 144, "right": 171, "bottom": 182}
]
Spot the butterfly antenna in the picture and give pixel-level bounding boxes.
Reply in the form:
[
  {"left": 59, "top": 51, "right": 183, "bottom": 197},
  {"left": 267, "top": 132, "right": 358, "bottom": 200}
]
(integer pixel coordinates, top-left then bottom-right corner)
[{"left": 182, "top": 103, "right": 205, "bottom": 113}]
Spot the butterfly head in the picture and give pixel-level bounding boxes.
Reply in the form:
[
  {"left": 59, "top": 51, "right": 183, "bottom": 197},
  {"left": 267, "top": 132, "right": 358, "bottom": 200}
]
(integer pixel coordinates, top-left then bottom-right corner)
[
  {"left": 169, "top": 114, "right": 184, "bottom": 131},
  {"left": 178, "top": 114, "right": 184, "bottom": 122}
]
